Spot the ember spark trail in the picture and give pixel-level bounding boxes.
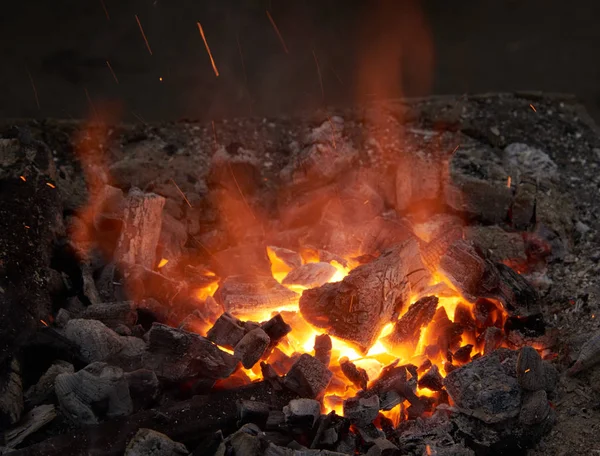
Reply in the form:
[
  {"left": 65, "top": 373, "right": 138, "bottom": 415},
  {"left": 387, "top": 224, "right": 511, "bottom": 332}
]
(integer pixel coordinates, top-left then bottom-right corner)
[
  {"left": 197, "top": 22, "right": 219, "bottom": 77},
  {"left": 135, "top": 14, "right": 153, "bottom": 55},
  {"left": 266, "top": 10, "right": 289, "bottom": 54}
]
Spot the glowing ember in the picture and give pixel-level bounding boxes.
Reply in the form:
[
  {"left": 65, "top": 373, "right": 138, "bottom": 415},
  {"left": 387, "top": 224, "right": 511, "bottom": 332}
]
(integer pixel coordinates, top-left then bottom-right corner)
[
  {"left": 157, "top": 258, "right": 169, "bottom": 268},
  {"left": 197, "top": 22, "right": 219, "bottom": 77}
]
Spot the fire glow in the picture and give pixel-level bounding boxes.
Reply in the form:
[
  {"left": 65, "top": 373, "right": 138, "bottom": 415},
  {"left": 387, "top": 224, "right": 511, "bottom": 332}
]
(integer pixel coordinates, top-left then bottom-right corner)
[{"left": 190, "top": 239, "right": 505, "bottom": 419}]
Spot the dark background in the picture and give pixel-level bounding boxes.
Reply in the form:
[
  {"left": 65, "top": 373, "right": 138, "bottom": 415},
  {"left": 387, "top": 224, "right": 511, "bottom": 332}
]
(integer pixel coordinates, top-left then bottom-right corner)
[{"left": 1, "top": 0, "right": 599, "bottom": 122}]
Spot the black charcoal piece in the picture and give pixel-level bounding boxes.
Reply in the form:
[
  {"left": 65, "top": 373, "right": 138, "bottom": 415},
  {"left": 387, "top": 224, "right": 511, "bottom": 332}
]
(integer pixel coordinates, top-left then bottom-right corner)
[{"left": 283, "top": 354, "right": 333, "bottom": 399}]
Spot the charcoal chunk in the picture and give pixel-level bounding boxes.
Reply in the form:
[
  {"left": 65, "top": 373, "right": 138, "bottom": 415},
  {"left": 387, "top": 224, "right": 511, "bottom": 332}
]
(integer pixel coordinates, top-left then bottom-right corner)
[
  {"left": 444, "top": 349, "right": 521, "bottom": 424},
  {"left": 261, "top": 314, "right": 292, "bottom": 345},
  {"left": 125, "top": 369, "right": 159, "bottom": 411},
  {"left": 55, "top": 362, "right": 132, "bottom": 425},
  {"left": 343, "top": 395, "right": 379, "bottom": 427},
  {"left": 517, "top": 346, "right": 557, "bottom": 392},
  {"left": 283, "top": 354, "right": 332, "bottom": 399},
  {"left": 282, "top": 262, "right": 337, "bottom": 288},
  {"left": 235, "top": 328, "right": 271, "bottom": 369},
  {"left": 207, "top": 313, "right": 246, "bottom": 349},
  {"left": 124, "top": 428, "right": 188, "bottom": 456},
  {"left": 453, "top": 345, "right": 474, "bottom": 364},
  {"left": 143, "top": 323, "right": 238, "bottom": 382},
  {"left": 519, "top": 390, "right": 551, "bottom": 426},
  {"left": 283, "top": 398, "right": 321, "bottom": 428},
  {"left": 314, "top": 334, "right": 332, "bottom": 367},
  {"left": 237, "top": 400, "right": 270, "bottom": 428},
  {"left": 417, "top": 365, "right": 443, "bottom": 392},
  {"left": 340, "top": 357, "right": 369, "bottom": 390}
]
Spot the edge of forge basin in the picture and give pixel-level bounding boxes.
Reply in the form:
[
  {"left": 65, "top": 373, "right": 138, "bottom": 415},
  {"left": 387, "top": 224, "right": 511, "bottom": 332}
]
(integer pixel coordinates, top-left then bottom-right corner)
[{"left": 2, "top": 92, "right": 600, "bottom": 456}]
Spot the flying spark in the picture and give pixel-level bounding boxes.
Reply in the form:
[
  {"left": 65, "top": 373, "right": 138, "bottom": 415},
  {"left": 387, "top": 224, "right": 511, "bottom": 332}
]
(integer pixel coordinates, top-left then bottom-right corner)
[
  {"left": 159, "top": 76, "right": 163, "bottom": 82},
  {"left": 40, "top": 320, "right": 48, "bottom": 326},
  {"left": 106, "top": 60, "right": 119, "bottom": 84},
  {"left": 19, "top": 176, "right": 26, "bottom": 182},
  {"left": 266, "top": 10, "right": 289, "bottom": 54},
  {"left": 99, "top": 0, "right": 110, "bottom": 20},
  {"left": 46, "top": 182, "right": 56, "bottom": 189},
  {"left": 135, "top": 14, "right": 153, "bottom": 55},
  {"left": 313, "top": 50, "right": 324, "bottom": 101},
  {"left": 507, "top": 176, "right": 511, "bottom": 188},
  {"left": 170, "top": 178, "right": 193, "bottom": 208},
  {"left": 197, "top": 22, "right": 219, "bottom": 77},
  {"left": 530, "top": 103, "right": 537, "bottom": 113},
  {"left": 157, "top": 258, "right": 169, "bottom": 268},
  {"left": 26, "top": 69, "right": 40, "bottom": 110},
  {"left": 524, "top": 368, "right": 531, "bottom": 373}
]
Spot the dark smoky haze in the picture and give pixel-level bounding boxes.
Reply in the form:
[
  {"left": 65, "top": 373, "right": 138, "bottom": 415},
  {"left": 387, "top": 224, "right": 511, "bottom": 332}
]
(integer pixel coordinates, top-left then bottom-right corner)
[{"left": 0, "top": 0, "right": 599, "bottom": 121}]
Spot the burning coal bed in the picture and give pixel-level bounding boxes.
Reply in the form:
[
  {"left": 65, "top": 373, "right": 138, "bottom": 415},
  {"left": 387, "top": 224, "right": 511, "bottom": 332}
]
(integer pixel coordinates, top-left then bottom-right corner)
[{"left": 1, "top": 102, "right": 588, "bottom": 456}]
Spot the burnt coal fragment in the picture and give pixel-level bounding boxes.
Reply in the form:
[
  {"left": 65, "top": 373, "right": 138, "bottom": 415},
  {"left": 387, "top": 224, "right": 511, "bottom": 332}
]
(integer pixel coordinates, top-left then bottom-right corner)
[
  {"left": 283, "top": 354, "right": 332, "bottom": 399},
  {"left": 300, "top": 240, "right": 430, "bottom": 353},
  {"left": 80, "top": 301, "right": 138, "bottom": 329},
  {"left": 339, "top": 357, "right": 369, "bottom": 391},
  {"left": 261, "top": 314, "right": 292, "bottom": 346},
  {"left": 234, "top": 328, "right": 271, "bottom": 369},
  {"left": 283, "top": 262, "right": 337, "bottom": 289},
  {"left": 214, "top": 275, "right": 298, "bottom": 315},
  {"left": 0, "top": 358, "right": 23, "bottom": 427},
  {"left": 482, "top": 326, "right": 504, "bottom": 355},
  {"left": 237, "top": 400, "right": 271, "bottom": 428},
  {"left": 283, "top": 398, "right": 321, "bottom": 428},
  {"left": 207, "top": 312, "right": 246, "bottom": 349},
  {"left": 55, "top": 362, "right": 132, "bottom": 425},
  {"left": 439, "top": 240, "right": 541, "bottom": 318},
  {"left": 365, "top": 437, "right": 399, "bottom": 456},
  {"left": 417, "top": 365, "right": 443, "bottom": 391},
  {"left": 519, "top": 390, "right": 551, "bottom": 426},
  {"left": 142, "top": 323, "right": 238, "bottom": 383},
  {"left": 343, "top": 395, "right": 379, "bottom": 427},
  {"left": 124, "top": 428, "right": 188, "bottom": 456},
  {"left": 382, "top": 296, "right": 438, "bottom": 349},
  {"left": 314, "top": 334, "right": 332, "bottom": 367},
  {"left": 444, "top": 349, "right": 521, "bottom": 424},
  {"left": 125, "top": 369, "right": 159, "bottom": 412},
  {"left": 453, "top": 345, "right": 474, "bottom": 364},
  {"left": 517, "top": 346, "right": 558, "bottom": 392}
]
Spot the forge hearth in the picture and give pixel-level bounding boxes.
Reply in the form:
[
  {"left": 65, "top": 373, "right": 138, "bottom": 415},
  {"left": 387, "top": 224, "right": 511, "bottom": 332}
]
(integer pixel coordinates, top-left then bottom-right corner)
[{"left": 1, "top": 93, "right": 600, "bottom": 456}]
